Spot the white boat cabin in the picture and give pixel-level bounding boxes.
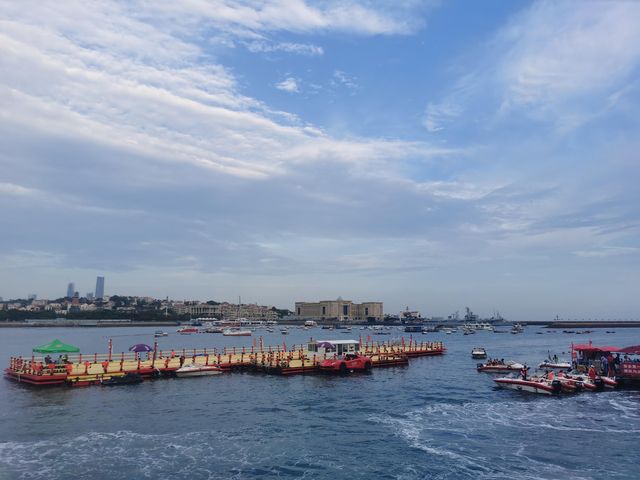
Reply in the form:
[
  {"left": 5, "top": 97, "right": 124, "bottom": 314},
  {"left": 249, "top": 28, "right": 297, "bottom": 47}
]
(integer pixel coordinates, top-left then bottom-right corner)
[{"left": 307, "top": 339, "right": 360, "bottom": 356}]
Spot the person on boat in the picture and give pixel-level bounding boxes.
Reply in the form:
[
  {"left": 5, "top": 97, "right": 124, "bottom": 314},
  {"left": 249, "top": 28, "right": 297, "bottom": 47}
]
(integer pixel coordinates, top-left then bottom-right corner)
[
  {"left": 607, "top": 353, "right": 615, "bottom": 376},
  {"left": 553, "top": 354, "right": 558, "bottom": 364},
  {"left": 521, "top": 365, "right": 529, "bottom": 380},
  {"left": 600, "top": 355, "right": 608, "bottom": 376},
  {"left": 44, "top": 355, "right": 52, "bottom": 364},
  {"left": 588, "top": 364, "right": 597, "bottom": 381}
]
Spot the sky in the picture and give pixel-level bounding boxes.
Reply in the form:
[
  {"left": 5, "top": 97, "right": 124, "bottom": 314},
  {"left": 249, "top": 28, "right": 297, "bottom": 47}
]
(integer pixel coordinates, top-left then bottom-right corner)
[{"left": 1, "top": 1, "right": 640, "bottom": 320}]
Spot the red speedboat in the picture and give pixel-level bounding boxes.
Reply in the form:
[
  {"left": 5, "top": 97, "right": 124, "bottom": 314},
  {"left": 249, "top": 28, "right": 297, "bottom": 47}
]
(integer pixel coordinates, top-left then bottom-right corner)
[
  {"left": 177, "top": 327, "right": 199, "bottom": 334},
  {"left": 563, "top": 371, "right": 605, "bottom": 391}
]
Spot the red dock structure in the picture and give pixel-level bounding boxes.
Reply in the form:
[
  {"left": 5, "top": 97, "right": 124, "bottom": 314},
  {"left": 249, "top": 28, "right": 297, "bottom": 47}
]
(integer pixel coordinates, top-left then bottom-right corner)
[{"left": 5, "top": 338, "right": 445, "bottom": 387}]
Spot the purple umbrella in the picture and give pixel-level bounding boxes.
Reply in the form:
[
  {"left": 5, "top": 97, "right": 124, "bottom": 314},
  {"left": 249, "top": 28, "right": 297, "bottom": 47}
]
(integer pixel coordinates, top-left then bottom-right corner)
[{"left": 129, "top": 343, "right": 153, "bottom": 353}]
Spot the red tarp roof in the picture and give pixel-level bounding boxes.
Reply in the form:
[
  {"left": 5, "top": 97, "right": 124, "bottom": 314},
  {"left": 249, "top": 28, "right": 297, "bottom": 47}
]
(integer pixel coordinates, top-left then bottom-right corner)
[
  {"left": 618, "top": 345, "right": 640, "bottom": 355},
  {"left": 573, "top": 344, "right": 620, "bottom": 352}
]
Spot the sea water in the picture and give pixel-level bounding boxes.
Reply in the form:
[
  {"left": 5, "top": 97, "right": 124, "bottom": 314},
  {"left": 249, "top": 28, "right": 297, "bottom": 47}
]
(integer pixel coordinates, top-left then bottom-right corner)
[{"left": 0, "top": 326, "right": 638, "bottom": 479}]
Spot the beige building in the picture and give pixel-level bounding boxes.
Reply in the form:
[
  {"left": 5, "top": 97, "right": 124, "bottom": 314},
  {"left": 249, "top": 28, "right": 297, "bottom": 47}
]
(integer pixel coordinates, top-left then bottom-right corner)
[
  {"left": 172, "top": 302, "right": 278, "bottom": 321},
  {"left": 295, "top": 298, "right": 383, "bottom": 323}
]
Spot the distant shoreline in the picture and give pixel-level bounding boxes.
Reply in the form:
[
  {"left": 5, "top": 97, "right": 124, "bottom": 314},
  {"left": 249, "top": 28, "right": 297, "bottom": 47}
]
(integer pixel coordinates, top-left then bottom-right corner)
[
  {"left": 0, "top": 321, "right": 180, "bottom": 328},
  {"left": 2, "top": 320, "right": 640, "bottom": 328}
]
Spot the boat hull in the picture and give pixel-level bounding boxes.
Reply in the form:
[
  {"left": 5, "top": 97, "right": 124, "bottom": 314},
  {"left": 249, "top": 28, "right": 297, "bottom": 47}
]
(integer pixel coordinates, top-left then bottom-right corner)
[
  {"left": 175, "top": 366, "right": 223, "bottom": 377},
  {"left": 538, "top": 362, "right": 571, "bottom": 370},
  {"left": 477, "top": 364, "right": 523, "bottom": 374},
  {"left": 494, "top": 378, "right": 561, "bottom": 395}
]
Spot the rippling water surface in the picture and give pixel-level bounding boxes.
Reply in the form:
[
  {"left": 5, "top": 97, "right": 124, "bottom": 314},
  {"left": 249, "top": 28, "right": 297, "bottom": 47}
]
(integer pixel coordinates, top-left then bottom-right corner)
[{"left": 1, "top": 326, "right": 638, "bottom": 479}]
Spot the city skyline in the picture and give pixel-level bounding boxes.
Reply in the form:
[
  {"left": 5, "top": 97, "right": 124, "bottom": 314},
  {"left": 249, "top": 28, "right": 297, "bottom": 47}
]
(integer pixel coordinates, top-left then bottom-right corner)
[{"left": 1, "top": 2, "right": 640, "bottom": 321}]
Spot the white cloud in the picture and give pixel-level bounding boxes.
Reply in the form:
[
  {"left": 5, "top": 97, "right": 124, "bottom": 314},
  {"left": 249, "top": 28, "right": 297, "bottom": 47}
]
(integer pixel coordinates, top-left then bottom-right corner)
[
  {"left": 275, "top": 77, "right": 300, "bottom": 93},
  {"left": 423, "top": 1, "right": 640, "bottom": 134},
  {"left": 499, "top": 2, "right": 640, "bottom": 109},
  {"left": 0, "top": 182, "right": 37, "bottom": 196},
  {"left": 423, "top": 100, "right": 461, "bottom": 132},
  {"left": 573, "top": 246, "right": 639, "bottom": 258},
  {"left": 332, "top": 70, "right": 358, "bottom": 90},
  {"left": 245, "top": 40, "right": 324, "bottom": 56},
  {"left": 142, "top": 0, "right": 430, "bottom": 37}
]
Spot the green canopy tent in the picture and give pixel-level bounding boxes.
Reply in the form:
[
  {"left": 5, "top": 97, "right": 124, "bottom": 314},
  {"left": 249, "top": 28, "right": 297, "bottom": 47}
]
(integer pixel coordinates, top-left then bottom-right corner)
[{"left": 32, "top": 339, "right": 80, "bottom": 354}]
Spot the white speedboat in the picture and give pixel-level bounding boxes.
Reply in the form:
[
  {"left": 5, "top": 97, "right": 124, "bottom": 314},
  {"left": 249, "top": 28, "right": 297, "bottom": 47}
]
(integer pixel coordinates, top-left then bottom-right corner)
[
  {"left": 205, "top": 326, "right": 224, "bottom": 333},
  {"left": 494, "top": 376, "right": 562, "bottom": 395},
  {"left": 538, "top": 359, "right": 572, "bottom": 370},
  {"left": 223, "top": 328, "right": 252, "bottom": 336},
  {"left": 175, "top": 364, "right": 223, "bottom": 377},
  {"left": 154, "top": 330, "right": 168, "bottom": 337},
  {"left": 471, "top": 347, "right": 487, "bottom": 359},
  {"left": 477, "top": 360, "right": 524, "bottom": 374},
  {"left": 280, "top": 329, "right": 289, "bottom": 335}
]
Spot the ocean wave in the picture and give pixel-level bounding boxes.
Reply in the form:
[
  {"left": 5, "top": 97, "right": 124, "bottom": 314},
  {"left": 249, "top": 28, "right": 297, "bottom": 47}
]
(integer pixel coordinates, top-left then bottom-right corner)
[
  {"left": 369, "top": 392, "right": 640, "bottom": 480},
  {"left": 0, "top": 430, "right": 336, "bottom": 480}
]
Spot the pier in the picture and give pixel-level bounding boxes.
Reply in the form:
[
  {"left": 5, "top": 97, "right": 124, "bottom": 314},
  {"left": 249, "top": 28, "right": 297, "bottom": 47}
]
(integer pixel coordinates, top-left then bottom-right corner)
[{"left": 4, "top": 339, "right": 445, "bottom": 387}]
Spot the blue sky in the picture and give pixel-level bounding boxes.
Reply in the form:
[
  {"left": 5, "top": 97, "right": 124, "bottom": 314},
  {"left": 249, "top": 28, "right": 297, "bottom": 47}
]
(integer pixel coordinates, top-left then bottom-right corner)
[{"left": 1, "top": 1, "right": 639, "bottom": 320}]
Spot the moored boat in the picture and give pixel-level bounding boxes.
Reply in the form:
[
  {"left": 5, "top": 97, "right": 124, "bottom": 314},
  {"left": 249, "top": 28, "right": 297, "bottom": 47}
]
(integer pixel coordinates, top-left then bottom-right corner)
[
  {"left": 494, "top": 376, "right": 562, "bottom": 395},
  {"left": 101, "top": 372, "right": 144, "bottom": 386},
  {"left": 471, "top": 347, "right": 487, "bottom": 359},
  {"left": 222, "top": 328, "right": 252, "bottom": 336},
  {"left": 175, "top": 364, "right": 223, "bottom": 377},
  {"left": 538, "top": 360, "right": 571, "bottom": 370},
  {"left": 154, "top": 330, "right": 168, "bottom": 337},
  {"left": 477, "top": 360, "right": 524, "bottom": 374},
  {"left": 177, "top": 327, "right": 199, "bottom": 334},
  {"left": 563, "top": 371, "right": 605, "bottom": 391}
]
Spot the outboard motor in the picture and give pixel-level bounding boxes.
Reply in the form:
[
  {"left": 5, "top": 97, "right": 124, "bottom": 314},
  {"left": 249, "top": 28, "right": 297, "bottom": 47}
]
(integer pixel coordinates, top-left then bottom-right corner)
[
  {"left": 551, "top": 379, "right": 562, "bottom": 394},
  {"left": 593, "top": 377, "right": 605, "bottom": 391}
]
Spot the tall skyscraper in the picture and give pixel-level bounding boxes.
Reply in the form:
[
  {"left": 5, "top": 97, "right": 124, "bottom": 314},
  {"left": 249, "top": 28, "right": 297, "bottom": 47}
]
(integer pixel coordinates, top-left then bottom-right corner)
[
  {"left": 66, "top": 282, "right": 75, "bottom": 299},
  {"left": 95, "top": 276, "right": 105, "bottom": 299}
]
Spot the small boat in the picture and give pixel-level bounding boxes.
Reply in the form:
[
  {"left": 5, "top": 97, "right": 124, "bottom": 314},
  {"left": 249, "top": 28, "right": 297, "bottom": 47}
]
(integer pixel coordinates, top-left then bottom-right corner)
[
  {"left": 471, "top": 347, "right": 487, "bottom": 359},
  {"left": 175, "top": 364, "right": 223, "bottom": 377},
  {"left": 154, "top": 330, "right": 168, "bottom": 337},
  {"left": 280, "top": 328, "right": 289, "bottom": 334},
  {"left": 223, "top": 328, "right": 252, "bottom": 336},
  {"left": 563, "top": 371, "right": 605, "bottom": 391},
  {"left": 101, "top": 372, "right": 144, "bottom": 386},
  {"left": 494, "top": 376, "right": 562, "bottom": 395},
  {"left": 177, "top": 327, "right": 199, "bottom": 334},
  {"left": 204, "top": 327, "right": 224, "bottom": 333},
  {"left": 599, "top": 376, "right": 619, "bottom": 389},
  {"left": 538, "top": 359, "right": 572, "bottom": 370},
  {"left": 477, "top": 360, "right": 525, "bottom": 374}
]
